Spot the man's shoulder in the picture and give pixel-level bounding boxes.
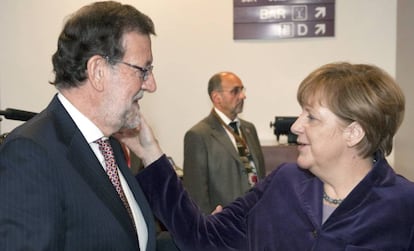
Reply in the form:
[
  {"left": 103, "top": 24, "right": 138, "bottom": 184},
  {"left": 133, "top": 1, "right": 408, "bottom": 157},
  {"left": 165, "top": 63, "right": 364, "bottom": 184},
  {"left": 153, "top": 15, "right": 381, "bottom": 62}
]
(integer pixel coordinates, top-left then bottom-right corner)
[
  {"left": 239, "top": 118, "right": 255, "bottom": 127},
  {"left": 187, "top": 114, "right": 218, "bottom": 132},
  {"left": 2, "top": 97, "right": 68, "bottom": 148}
]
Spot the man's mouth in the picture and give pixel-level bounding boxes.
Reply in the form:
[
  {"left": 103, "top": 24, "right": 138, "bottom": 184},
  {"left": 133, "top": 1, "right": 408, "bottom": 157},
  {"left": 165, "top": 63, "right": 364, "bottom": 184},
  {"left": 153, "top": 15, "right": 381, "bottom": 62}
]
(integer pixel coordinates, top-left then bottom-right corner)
[
  {"left": 133, "top": 91, "right": 144, "bottom": 103},
  {"left": 132, "top": 97, "right": 141, "bottom": 110}
]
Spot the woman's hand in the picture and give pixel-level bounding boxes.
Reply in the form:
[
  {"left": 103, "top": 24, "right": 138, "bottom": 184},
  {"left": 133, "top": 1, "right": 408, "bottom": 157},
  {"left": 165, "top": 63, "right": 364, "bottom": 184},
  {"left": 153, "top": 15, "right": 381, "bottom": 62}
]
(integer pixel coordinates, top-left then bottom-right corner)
[
  {"left": 114, "top": 111, "right": 163, "bottom": 167},
  {"left": 211, "top": 205, "right": 223, "bottom": 215}
]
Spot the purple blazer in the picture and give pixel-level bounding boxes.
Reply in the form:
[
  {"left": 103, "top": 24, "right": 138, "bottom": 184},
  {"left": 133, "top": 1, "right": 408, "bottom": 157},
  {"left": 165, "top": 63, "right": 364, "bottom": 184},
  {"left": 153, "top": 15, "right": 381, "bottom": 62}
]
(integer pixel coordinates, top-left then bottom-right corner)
[{"left": 137, "top": 154, "right": 414, "bottom": 251}]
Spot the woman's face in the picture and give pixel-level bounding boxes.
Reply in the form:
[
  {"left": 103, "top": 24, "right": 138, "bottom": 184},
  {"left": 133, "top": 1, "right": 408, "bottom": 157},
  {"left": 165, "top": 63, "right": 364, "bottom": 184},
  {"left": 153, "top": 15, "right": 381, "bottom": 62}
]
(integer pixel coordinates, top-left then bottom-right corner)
[{"left": 291, "top": 101, "right": 349, "bottom": 173}]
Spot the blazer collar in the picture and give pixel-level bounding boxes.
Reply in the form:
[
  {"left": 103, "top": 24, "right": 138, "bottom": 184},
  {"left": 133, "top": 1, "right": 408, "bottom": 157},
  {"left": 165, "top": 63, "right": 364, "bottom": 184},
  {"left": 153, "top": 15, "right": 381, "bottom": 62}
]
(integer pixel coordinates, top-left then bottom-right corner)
[
  {"left": 207, "top": 112, "right": 241, "bottom": 161},
  {"left": 297, "top": 153, "right": 395, "bottom": 228},
  {"left": 47, "top": 95, "right": 141, "bottom": 248},
  {"left": 111, "top": 138, "right": 157, "bottom": 251}
]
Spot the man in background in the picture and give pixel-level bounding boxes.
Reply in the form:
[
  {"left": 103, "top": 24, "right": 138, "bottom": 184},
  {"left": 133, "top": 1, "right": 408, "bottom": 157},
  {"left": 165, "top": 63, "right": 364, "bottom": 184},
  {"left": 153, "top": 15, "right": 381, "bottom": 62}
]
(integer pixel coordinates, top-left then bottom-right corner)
[
  {"left": 0, "top": 2, "right": 178, "bottom": 250},
  {"left": 183, "top": 72, "right": 266, "bottom": 214}
]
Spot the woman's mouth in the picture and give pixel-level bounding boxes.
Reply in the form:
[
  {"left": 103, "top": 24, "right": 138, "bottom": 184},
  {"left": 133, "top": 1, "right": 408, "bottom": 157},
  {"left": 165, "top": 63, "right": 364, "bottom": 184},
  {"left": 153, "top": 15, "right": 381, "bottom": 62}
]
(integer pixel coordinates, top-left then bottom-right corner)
[{"left": 296, "top": 141, "right": 308, "bottom": 150}]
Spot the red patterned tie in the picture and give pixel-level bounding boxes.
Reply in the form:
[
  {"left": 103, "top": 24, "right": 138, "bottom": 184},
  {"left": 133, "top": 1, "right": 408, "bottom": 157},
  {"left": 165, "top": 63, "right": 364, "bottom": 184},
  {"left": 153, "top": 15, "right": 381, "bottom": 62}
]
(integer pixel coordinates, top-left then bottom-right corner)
[{"left": 95, "top": 138, "right": 136, "bottom": 226}]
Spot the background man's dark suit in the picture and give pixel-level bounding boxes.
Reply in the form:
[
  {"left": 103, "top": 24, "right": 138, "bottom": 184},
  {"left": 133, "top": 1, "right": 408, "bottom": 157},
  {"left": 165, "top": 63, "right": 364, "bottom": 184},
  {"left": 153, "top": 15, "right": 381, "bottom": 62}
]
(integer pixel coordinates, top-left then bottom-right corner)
[
  {"left": 0, "top": 96, "right": 156, "bottom": 250},
  {"left": 183, "top": 112, "right": 265, "bottom": 213}
]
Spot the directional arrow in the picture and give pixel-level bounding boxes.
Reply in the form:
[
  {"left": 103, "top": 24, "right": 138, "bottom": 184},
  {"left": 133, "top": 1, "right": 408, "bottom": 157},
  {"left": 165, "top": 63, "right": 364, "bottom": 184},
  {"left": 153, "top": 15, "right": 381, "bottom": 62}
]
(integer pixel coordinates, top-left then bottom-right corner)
[
  {"left": 315, "top": 7, "right": 326, "bottom": 19},
  {"left": 315, "top": 24, "right": 326, "bottom": 35}
]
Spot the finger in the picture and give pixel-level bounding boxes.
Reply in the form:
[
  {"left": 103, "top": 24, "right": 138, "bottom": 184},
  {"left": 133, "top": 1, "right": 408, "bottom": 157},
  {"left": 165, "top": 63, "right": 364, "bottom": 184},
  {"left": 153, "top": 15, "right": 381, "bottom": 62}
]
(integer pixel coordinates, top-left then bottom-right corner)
[{"left": 211, "top": 205, "right": 223, "bottom": 215}]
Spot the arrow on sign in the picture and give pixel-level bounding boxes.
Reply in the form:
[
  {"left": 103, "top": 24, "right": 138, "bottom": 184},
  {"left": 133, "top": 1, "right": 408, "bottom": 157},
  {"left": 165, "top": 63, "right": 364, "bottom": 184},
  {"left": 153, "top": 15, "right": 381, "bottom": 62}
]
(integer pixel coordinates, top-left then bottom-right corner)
[
  {"left": 315, "top": 7, "right": 326, "bottom": 18},
  {"left": 315, "top": 24, "right": 326, "bottom": 35}
]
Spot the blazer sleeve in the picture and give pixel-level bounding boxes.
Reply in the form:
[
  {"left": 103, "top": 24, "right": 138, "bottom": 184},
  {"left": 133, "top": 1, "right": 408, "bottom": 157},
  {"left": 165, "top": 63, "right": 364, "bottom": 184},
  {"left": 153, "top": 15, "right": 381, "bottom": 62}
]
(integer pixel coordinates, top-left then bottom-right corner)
[
  {"left": 182, "top": 130, "right": 213, "bottom": 213},
  {"left": 137, "top": 155, "right": 261, "bottom": 251},
  {"left": 0, "top": 138, "right": 64, "bottom": 251}
]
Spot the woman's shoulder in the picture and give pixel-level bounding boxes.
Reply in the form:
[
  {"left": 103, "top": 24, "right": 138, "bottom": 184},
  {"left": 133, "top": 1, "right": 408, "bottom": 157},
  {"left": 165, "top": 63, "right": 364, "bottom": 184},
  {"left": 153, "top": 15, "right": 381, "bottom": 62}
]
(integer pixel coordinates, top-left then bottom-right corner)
[
  {"left": 393, "top": 174, "right": 414, "bottom": 196},
  {"left": 270, "top": 162, "right": 312, "bottom": 176}
]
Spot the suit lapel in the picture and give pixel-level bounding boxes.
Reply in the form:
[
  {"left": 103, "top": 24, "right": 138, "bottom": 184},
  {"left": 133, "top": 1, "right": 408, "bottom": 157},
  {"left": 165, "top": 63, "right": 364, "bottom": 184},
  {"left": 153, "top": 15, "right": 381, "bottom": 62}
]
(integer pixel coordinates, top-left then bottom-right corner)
[
  {"left": 239, "top": 123, "right": 258, "bottom": 161},
  {"left": 207, "top": 114, "right": 240, "bottom": 161},
  {"left": 297, "top": 176, "right": 323, "bottom": 228},
  {"left": 49, "top": 96, "right": 139, "bottom": 248},
  {"left": 111, "top": 138, "right": 156, "bottom": 251}
]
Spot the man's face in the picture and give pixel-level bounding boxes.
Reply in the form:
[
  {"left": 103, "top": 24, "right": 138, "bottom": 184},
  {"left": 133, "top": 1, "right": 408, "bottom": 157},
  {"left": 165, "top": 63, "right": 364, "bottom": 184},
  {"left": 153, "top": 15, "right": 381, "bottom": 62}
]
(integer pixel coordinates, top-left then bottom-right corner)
[
  {"left": 102, "top": 32, "right": 156, "bottom": 132},
  {"left": 215, "top": 73, "right": 246, "bottom": 120}
]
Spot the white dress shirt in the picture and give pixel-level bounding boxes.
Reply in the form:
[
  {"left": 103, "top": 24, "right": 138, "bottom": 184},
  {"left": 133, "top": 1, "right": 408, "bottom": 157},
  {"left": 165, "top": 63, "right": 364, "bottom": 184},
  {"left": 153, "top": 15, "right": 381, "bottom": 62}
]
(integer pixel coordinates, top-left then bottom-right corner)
[
  {"left": 58, "top": 93, "right": 148, "bottom": 250},
  {"left": 214, "top": 107, "right": 240, "bottom": 150}
]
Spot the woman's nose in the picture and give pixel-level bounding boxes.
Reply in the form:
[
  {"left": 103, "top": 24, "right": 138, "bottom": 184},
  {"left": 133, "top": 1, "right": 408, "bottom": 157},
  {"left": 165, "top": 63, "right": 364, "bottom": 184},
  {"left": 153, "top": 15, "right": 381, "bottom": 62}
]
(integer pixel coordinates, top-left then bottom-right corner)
[{"left": 290, "top": 116, "right": 302, "bottom": 135}]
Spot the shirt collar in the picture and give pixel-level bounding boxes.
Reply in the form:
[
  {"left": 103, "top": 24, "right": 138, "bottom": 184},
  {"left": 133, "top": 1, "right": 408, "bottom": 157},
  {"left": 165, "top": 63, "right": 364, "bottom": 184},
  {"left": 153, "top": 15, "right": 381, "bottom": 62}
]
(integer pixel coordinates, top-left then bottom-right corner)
[
  {"left": 57, "top": 93, "right": 104, "bottom": 144},
  {"left": 214, "top": 107, "right": 239, "bottom": 126}
]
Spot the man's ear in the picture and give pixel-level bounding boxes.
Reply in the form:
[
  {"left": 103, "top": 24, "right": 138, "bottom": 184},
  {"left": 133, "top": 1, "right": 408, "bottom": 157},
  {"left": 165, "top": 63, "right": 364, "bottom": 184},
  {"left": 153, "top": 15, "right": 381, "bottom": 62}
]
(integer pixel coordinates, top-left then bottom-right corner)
[
  {"left": 344, "top": 121, "right": 365, "bottom": 147},
  {"left": 86, "top": 55, "right": 106, "bottom": 91},
  {"left": 211, "top": 91, "right": 221, "bottom": 104}
]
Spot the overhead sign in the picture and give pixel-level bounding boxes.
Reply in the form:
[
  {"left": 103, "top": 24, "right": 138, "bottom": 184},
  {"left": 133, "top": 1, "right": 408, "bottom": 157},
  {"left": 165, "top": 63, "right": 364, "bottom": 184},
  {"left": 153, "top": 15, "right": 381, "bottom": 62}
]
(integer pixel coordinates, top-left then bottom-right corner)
[{"left": 234, "top": 0, "right": 335, "bottom": 40}]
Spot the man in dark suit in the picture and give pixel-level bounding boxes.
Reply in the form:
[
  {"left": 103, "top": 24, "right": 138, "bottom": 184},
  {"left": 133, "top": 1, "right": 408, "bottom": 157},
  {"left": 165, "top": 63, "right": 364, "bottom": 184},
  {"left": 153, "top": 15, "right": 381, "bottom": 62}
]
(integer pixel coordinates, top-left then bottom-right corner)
[
  {"left": 0, "top": 2, "right": 164, "bottom": 250},
  {"left": 183, "top": 72, "right": 266, "bottom": 214}
]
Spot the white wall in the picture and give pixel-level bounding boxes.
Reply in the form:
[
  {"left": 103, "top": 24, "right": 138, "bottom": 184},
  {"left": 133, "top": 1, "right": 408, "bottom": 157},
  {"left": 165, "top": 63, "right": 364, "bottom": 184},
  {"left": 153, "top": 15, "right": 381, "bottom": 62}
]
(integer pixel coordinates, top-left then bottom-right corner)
[
  {"left": 0, "top": 0, "right": 397, "bottom": 168},
  {"left": 395, "top": 0, "right": 414, "bottom": 181}
]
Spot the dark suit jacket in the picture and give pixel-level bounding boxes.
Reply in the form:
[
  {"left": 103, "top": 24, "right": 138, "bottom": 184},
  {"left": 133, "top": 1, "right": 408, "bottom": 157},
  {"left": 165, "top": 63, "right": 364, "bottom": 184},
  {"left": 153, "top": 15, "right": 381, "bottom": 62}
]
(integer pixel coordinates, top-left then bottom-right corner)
[
  {"left": 0, "top": 95, "right": 156, "bottom": 251},
  {"left": 183, "top": 111, "right": 265, "bottom": 213},
  {"left": 138, "top": 154, "right": 414, "bottom": 251}
]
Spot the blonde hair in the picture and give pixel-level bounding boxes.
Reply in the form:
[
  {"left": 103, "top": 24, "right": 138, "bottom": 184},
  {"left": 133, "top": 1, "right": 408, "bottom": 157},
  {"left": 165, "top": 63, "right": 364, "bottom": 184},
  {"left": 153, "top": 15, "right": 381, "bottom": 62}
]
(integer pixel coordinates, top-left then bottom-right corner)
[{"left": 297, "top": 62, "right": 405, "bottom": 158}]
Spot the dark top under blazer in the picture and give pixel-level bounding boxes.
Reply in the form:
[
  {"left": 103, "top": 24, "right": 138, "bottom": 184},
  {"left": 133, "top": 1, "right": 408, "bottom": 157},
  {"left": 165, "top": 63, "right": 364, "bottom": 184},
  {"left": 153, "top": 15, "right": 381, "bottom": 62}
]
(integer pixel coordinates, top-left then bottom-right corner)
[
  {"left": 0, "top": 95, "right": 156, "bottom": 251},
  {"left": 183, "top": 111, "right": 265, "bottom": 213},
  {"left": 137, "top": 154, "right": 414, "bottom": 251}
]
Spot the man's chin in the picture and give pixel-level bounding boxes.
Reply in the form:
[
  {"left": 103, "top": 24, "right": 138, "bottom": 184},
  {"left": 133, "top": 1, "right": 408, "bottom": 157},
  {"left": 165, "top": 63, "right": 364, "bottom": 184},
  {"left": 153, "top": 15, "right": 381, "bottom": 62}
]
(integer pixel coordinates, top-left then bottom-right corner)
[
  {"left": 122, "top": 111, "right": 141, "bottom": 129},
  {"left": 124, "top": 119, "right": 141, "bottom": 129}
]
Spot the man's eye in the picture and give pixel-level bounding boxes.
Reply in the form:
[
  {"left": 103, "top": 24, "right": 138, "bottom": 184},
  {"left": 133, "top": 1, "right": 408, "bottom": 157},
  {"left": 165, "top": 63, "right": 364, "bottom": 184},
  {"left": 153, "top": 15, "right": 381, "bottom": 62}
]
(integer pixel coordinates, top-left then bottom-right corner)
[
  {"left": 231, "top": 88, "right": 239, "bottom": 95},
  {"left": 231, "top": 87, "right": 244, "bottom": 95}
]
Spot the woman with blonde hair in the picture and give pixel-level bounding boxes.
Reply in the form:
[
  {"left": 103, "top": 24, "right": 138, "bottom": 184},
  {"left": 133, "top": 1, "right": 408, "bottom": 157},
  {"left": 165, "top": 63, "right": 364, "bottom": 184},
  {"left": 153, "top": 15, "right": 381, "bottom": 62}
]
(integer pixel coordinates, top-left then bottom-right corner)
[{"left": 120, "top": 62, "right": 414, "bottom": 251}]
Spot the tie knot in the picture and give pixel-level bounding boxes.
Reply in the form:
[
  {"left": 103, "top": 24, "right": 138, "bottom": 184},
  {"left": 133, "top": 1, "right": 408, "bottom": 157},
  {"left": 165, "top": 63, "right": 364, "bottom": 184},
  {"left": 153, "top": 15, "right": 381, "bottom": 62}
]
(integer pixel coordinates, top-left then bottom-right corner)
[
  {"left": 229, "top": 121, "right": 240, "bottom": 135},
  {"left": 96, "top": 137, "right": 109, "bottom": 147},
  {"left": 95, "top": 138, "right": 114, "bottom": 157}
]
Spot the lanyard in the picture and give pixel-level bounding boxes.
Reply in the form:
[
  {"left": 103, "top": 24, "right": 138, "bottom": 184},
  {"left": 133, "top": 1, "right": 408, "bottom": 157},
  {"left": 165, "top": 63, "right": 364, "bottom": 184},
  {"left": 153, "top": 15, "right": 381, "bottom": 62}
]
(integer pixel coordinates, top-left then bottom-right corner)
[
  {"left": 211, "top": 109, "right": 249, "bottom": 151},
  {"left": 212, "top": 109, "right": 257, "bottom": 180}
]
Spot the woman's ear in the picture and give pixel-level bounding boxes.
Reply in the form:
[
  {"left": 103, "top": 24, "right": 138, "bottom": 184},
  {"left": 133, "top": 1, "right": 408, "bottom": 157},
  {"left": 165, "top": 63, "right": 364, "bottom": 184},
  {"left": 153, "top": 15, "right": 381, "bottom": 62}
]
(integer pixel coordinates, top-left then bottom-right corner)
[
  {"left": 86, "top": 55, "right": 106, "bottom": 91},
  {"left": 344, "top": 121, "right": 365, "bottom": 147}
]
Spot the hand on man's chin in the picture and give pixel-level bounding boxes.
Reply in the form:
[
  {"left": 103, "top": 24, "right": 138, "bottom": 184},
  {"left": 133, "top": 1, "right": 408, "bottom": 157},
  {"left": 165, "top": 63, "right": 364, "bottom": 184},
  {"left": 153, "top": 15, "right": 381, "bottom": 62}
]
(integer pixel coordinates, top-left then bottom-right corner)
[{"left": 114, "top": 126, "right": 141, "bottom": 140}]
